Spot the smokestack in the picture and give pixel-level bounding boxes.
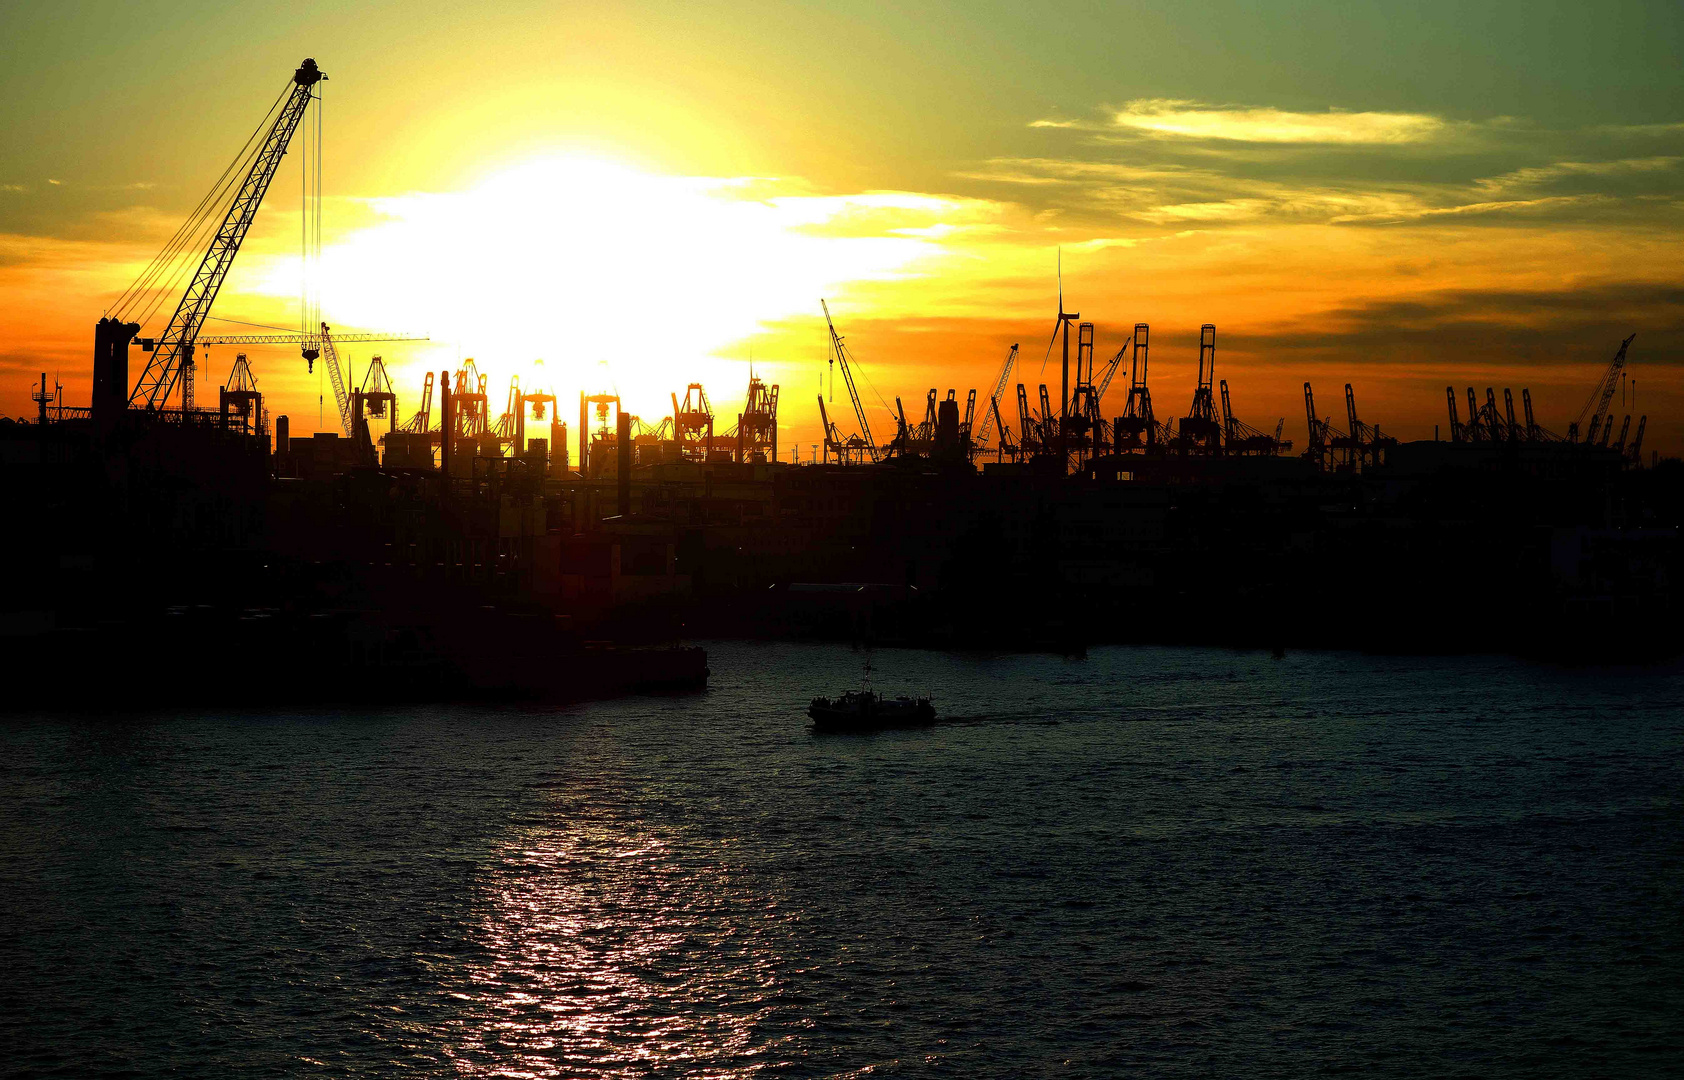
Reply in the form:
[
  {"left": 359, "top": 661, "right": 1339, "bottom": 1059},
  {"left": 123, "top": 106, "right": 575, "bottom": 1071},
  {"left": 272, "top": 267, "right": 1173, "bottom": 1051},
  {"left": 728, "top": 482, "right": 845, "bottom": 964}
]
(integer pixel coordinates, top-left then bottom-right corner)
[
  {"left": 936, "top": 398, "right": 959, "bottom": 457},
  {"left": 91, "top": 318, "right": 138, "bottom": 431},
  {"left": 617, "top": 408, "right": 631, "bottom": 516},
  {"left": 579, "top": 392, "right": 588, "bottom": 479}
]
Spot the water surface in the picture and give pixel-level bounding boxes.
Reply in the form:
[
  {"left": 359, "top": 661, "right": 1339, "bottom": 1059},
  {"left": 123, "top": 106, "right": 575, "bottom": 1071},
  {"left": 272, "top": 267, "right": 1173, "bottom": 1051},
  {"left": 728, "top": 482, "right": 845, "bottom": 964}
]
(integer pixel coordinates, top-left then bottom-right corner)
[{"left": 4, "top": 643, "right": 1681, "bottom": 1077}]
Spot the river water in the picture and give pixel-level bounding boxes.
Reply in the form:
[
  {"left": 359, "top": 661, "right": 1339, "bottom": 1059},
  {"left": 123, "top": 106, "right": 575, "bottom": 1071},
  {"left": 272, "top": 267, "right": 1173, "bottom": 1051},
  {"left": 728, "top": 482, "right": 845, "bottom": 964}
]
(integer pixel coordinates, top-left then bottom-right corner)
[{"left": 4, "top": 642, "right": 1682, "bottom": 1077}]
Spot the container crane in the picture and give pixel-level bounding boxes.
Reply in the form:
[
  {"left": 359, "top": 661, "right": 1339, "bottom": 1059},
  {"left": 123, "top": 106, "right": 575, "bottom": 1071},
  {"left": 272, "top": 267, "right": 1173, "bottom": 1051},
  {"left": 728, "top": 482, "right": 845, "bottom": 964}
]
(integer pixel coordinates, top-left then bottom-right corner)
[
  {"left": 401, "top": 372, "right": 435, "bottom": 432},
  {"left": 1302, "top": 382, "right": 1345, "bottom": 471},
  {"left": 1219, "top": 379, "right": 1290, "bottom": 455},
  {"left": 673, "top": 384, "right": 715, "bottom": 461},
  {"left": 1176, "top": 324, "right": 1221, "bottom": 455},
  {"left": 1114, "top": 324, "right": 1154, "bottom": 452},
  {"left": 1016, "top": 384, "right": 1038, "bottom": 457}
]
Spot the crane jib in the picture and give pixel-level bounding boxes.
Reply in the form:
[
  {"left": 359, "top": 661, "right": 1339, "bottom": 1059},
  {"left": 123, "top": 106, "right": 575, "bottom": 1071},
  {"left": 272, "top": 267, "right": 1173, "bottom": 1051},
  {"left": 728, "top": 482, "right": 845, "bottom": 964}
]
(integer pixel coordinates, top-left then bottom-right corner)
[{"left": 129, "top": 59, "right": 325, "bottom": 410}]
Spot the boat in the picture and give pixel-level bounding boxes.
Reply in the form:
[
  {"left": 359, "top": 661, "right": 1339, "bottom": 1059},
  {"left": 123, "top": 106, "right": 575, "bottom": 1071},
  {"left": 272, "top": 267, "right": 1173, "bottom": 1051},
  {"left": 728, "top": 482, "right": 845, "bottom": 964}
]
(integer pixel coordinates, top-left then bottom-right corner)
[
  {"left": 808, "top": 658, "right": 937, "bottom": 733},
  {"left": 810, "top": 659, "right": 934, "bottom": 731},
  {"left": 808, "top": 689, "right": 936, "bottom": 732}
]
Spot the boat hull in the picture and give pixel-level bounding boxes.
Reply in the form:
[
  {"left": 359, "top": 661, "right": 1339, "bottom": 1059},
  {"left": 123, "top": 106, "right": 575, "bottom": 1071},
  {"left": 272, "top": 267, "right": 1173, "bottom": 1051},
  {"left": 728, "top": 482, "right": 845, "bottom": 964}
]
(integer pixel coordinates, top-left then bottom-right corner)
[{"left": 808, "top": 698, "right": 936, "bottom": 733}]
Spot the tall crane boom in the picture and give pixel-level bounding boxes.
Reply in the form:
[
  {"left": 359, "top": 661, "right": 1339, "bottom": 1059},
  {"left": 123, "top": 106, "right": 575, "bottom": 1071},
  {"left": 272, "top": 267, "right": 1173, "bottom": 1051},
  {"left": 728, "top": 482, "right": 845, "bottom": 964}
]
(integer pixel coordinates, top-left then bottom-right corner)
[
  {"left": 820, "top": 299, "right": 879, "bottom": 462},
  {"left": 318, "top": 323, "right": 353, "bottom": 436},
  {"left": 1572, "top": 333, "right": 1636, "bottom": 443},
  {"left": 129, "top": 58, "right": 325, "bottom": 410},
  {"left": 975, "top": 343, "right": 1018, "bottom": 446}
]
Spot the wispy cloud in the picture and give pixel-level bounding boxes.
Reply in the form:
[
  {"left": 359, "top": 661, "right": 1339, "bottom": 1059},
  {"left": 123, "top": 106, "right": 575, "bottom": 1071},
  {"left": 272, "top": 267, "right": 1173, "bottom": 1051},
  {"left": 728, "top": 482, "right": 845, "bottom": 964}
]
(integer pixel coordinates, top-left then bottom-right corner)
[
  {"left": 1474, "top": 156, "right": 1681, "bottom": 195},
  {"left": 1108, "top": 99, "right": 1448, "bottom": 145}
]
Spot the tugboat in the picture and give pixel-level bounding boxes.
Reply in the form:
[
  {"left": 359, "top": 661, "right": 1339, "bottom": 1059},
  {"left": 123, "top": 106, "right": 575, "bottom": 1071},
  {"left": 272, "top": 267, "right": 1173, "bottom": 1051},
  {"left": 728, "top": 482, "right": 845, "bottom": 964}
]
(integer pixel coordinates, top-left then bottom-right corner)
[{"left": 808, "top": 662, "right": 936, "bottom": 733}]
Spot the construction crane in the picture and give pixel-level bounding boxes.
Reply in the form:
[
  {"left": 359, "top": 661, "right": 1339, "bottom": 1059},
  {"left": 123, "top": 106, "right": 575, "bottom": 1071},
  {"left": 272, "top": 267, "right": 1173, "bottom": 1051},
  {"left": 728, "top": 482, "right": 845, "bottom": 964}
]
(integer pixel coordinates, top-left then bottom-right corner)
[
  {"left": 988, "top": 396, "right": 1016, "bottom": 461},
  {"left": 1570, "top": 333, "right": 1636, "bottom": 444},
  {"left": 1629, "top": 416, "right": 1647, "bottom": 465},
  {"left": 974, "top": 343, "right": 1018, "bottom": 447},
  {"left": 820, "top": 299, "right": 878, "bottom": 463},
  {"left": 184, "top": 330, "right": 426, "bottom": 351},
  {"left": 315, "top": 323, "right": 354, "bottom": 436},
  {"left": 116, "top": 59, "right": 324, "bottom": 412},
  {"left": 1094, "top": 338, "right": 1130, "bottom": 404},
  {"left": 817, "top": 395, "right": 873, "bottom": 464}
]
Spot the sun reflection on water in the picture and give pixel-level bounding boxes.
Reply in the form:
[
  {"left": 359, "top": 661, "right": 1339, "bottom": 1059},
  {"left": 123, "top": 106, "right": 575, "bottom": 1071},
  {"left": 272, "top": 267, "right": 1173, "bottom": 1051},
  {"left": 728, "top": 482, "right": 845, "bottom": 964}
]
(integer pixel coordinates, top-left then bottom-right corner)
[{"left": 445, "top": 815, "right": 796, "bottom": 1077}]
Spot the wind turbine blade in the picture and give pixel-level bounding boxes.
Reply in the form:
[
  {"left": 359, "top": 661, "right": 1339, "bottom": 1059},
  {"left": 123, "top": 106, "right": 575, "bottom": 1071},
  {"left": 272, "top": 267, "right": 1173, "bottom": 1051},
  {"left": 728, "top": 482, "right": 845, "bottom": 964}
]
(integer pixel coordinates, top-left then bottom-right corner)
[{"left": 1037, "top": 318, "right": 1061, "bottom": 378}]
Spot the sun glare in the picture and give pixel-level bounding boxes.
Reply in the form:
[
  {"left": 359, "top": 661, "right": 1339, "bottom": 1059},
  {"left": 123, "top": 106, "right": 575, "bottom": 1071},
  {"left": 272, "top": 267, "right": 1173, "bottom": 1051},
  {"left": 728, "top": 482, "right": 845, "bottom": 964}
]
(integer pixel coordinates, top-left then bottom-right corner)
[{"left": 271, "top": 155, "right": 974, "bottom": 420}]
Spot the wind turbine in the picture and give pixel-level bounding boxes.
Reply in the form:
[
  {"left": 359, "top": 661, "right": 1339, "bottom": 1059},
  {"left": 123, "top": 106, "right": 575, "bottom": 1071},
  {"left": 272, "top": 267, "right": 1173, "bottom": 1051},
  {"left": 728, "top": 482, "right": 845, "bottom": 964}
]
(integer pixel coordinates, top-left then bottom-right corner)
[{"left": 1036, "top": 249, "right": 1080, "bottom": 461}]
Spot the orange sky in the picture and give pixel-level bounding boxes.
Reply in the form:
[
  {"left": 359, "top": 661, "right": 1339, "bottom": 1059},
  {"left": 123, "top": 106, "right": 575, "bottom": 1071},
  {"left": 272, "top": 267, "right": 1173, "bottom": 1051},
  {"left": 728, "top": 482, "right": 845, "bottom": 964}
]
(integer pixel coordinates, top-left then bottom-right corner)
[{"left": 2, "top": 2, "right": 1680, "bottom": 455}]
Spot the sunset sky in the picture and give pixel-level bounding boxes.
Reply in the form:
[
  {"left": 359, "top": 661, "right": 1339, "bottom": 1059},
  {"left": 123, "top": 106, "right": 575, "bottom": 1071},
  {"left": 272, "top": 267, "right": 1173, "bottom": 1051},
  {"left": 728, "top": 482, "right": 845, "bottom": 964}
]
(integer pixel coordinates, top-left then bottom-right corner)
[{"left": 2, "top": 1, "right": 1680, "bottom": 453}]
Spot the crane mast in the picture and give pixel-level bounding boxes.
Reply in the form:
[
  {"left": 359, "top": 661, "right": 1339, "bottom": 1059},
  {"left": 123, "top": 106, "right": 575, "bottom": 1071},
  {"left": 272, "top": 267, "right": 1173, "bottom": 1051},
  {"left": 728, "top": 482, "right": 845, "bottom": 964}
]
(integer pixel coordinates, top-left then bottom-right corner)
[{"left": 130, "top": 58, "right": 324, "bottom": 410}]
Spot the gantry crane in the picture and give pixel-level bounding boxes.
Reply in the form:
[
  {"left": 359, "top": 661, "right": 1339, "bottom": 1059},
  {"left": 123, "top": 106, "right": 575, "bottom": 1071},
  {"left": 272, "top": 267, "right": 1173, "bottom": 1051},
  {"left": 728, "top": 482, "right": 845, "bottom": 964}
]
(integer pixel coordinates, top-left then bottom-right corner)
[
  {"left": 493, "top": 375, "right": 523, "bottom": 441},
  {"left": 1114, "top": 324, "right": 1155, "bottom": 452},
  {"left": 1302, "top": 382, "right": 1345, "bottom": 471},
  {"left": 737, "top": 375, "right": 779, "bottom": 463},
  {"left": 1176, "top": 324, "right": 1221, "bottom": 455},
  {"left": 1219, "top": 379, "right": 1289, "bottom": 455},
  {"left": 401, "top": 372, "right": 435, "bottom": 433},
  {"left": 673, "top": 384, "right": 715, "bottom": 461}
]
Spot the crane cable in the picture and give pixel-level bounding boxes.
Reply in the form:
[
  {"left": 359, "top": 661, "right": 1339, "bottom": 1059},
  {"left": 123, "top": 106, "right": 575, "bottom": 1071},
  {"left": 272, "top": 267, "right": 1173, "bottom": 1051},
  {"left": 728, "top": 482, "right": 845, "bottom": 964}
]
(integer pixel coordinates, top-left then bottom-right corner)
[
  {"left": 110, "top": 82, "right": 291, "bottom": 325},
  {"left": 110, "top": 85, "right": 284, "bottom": 320},
  {"left": 302, "top": 78, "right": 324, "bottom": 340}
]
